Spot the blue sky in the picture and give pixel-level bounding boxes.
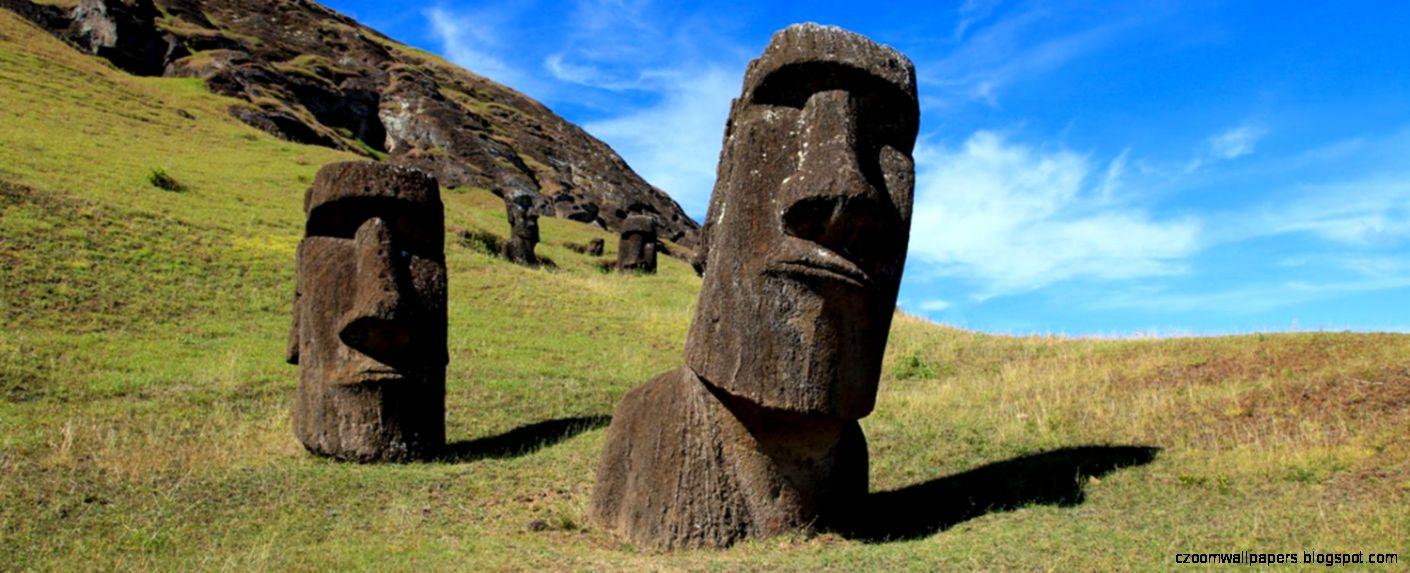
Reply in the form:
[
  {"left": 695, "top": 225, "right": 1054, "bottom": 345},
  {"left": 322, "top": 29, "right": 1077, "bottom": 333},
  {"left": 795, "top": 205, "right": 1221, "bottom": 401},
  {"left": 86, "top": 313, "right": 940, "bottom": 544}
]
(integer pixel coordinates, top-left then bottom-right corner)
[{"left": 321, "top": 0, "right": 1410, "bottom": 335}]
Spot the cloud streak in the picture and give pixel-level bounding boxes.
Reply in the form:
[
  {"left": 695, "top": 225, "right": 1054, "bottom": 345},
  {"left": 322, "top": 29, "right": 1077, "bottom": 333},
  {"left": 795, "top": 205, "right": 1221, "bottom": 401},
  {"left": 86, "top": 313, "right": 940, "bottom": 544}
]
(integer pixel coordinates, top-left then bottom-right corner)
[
  {"left": 909, "top": 131, "right": 1202, "bottom": 298},
  {"left": 584, "top": 67, "right": 737, "bottom": 218},
  {"left": 424, "top": 6, "right": 548, "bottom": 98}
]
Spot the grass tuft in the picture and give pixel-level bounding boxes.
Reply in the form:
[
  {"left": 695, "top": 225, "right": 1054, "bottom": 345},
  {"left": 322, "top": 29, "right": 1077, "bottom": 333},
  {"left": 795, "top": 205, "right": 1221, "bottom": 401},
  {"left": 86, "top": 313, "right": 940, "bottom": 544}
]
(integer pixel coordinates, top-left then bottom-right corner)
[{"left": 145, "top": 167, "right": 187, "bottom": 192}]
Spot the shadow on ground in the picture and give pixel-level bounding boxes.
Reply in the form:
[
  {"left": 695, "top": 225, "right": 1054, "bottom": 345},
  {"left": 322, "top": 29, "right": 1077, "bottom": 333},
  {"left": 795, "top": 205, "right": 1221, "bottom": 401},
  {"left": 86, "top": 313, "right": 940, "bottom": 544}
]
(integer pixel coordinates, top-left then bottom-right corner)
[
  {"left": 840, "top": 445, "right": 1160, "bottom": 542},
  {"left": 438, "top": 415, "right": 610, "bottom": 463}
]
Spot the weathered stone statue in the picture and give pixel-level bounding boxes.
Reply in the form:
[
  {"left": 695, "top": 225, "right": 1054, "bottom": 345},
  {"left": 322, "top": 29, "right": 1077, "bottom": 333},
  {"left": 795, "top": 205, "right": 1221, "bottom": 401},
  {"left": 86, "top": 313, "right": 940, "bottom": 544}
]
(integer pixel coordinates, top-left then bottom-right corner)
[
  {"left": 501, "top": 190, "right": 540, "bottom": 266},
  {"left": 591, "top": 23, "right": 919, "bottom": 549},
  {"left": 616, "top": 214, "right": 658, "bottom": 273},
  {"left": 286, "top": 162, "right": 448, "bottom": 462},
  {"left": 586, "top": 237, "right": 605, "bottom": 257}
]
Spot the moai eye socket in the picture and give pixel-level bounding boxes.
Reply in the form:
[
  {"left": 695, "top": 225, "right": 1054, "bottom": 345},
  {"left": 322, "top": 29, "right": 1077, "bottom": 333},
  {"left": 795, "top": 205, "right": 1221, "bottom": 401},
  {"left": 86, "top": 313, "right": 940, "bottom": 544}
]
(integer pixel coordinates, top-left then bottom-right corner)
[
  {"left": 305, "top": 197, "right": 443, "bottom": 258},
  {"left": 751, "top": 63, "right": 918, "bottom": 154}
]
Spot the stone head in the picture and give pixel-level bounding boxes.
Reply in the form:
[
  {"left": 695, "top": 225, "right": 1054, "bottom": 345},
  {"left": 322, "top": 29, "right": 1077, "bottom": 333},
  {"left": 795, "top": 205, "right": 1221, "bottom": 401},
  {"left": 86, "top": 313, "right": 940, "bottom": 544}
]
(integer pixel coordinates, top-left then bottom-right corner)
[
  {"left": 618, "top": 214, "right": 659, "bottom": 271},
  {"left": 505, "top": 191, "right": 540, "bottom": 243},
  {"left": 287, "top": 161, "right": 446, "bottom": 458},
  {"left": 684, "top": 24, "right": 918, "bottom": 419},
  {"left": 621, "top": 214, "right": 656, "bottom": 246}
]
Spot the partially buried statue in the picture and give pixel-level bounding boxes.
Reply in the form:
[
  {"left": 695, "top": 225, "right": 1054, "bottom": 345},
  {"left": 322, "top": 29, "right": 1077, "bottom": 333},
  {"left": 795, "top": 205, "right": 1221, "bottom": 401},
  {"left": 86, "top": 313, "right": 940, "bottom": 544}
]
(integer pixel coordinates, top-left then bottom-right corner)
[
  {"left": 616, "top": 214, "right": 658, "bottom": 273},
  {"left": 501, "top": 190, "right": 540, "bottom": 266},
  {"left": 590, "top": 24, "right": 919, "bottom": 549},
  {"left": 287, "top": 161, "right": 448, "bottom": 462}
]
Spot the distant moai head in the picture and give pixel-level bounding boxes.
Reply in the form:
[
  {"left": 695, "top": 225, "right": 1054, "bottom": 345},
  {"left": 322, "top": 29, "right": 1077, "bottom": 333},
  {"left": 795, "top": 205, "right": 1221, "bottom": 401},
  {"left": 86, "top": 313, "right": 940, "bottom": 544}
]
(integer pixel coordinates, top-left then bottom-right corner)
[
  {"left": 502, "top": 190, "right": 541, "bottom": 265},
  {"left": 505, "top": 191, "right": 540, "bottom": 244},
  {"left": 287, "top": 161, "right": 447, "bottom": 461},
  {"left": 684, "top": 24, "right": 919, "bottom": 419},
  {"left": 618, "top": 214, "right": 659, "bottom": 273},
  {"left": 587, "top": 237, "right": 605, "bottom": 257}
]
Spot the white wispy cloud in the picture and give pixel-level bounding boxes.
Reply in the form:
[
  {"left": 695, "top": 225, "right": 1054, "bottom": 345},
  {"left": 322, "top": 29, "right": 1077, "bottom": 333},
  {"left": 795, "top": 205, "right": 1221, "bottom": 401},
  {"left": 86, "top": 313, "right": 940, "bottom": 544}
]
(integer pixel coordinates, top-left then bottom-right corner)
[
  {"left": 424, "top": 6, "right": 548, "bottom": 98},
  {"left": 584, "top": 67, "right": 737, "bottom": 218},
  {"left": 1094, "top": 274, "right": 1410, "bottom": 315},
  {"left": 922, "top": 5, "right": 1146, "bottom": 107},
  {"left": 953, "top": 0, "right": 1003, "bottom": 40},
  {"left": 918, "top": 299, "right": 953, "bottom": 312},
  {"left": 1208, "top": 124, "right": 1267, "bottom": 159},
  {"left": 543, "top": 0, "right": 747, "bottom": 218},
  {"left": 909, "top": 131, "right": 1201, "bottom": 298},
  {"left": 1259, "top": 176, "right": 1410, "bottom": 245},
  {"left": 1185, "top": 123, "right": 1268, "bottom": 172}
]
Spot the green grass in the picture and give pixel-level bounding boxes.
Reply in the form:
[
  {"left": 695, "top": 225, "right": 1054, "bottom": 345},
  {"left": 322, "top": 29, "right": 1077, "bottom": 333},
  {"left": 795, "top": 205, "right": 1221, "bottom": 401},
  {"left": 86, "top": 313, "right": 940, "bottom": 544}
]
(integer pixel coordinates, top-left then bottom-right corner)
[{"left": 1, "top": 10, "right": 1407, "bottom": 571}]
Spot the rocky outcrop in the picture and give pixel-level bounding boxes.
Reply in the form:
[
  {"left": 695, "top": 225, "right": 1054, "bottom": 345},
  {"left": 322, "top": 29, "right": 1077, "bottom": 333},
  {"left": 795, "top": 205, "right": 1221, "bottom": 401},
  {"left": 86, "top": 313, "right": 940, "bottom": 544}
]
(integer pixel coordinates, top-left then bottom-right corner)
[{"left": 2, "top": 0, "right": 699, "bottom": 246}]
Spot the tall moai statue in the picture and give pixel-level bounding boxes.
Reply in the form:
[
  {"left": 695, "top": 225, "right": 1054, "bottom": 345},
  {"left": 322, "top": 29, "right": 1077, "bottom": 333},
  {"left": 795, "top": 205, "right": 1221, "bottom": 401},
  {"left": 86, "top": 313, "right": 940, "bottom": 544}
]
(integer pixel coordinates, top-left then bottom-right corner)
[
  {"left": 590, "top": 24, "right": 919, "bottom": 549},
  {"left": 617, "top": 214, "right": 658, "bottom": 273},
  {"left": 501, "top": 190, "right": 540, "bottom": 266},
  {"left": 286, "top": 162, "right": 448, "bottom": 462}
]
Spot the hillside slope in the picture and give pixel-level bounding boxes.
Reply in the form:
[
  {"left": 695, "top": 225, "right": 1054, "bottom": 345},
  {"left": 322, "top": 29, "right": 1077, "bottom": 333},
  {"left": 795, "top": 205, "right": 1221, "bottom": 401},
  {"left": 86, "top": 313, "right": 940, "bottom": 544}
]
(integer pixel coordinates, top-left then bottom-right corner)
[
  {"left": 2, "top": 0, "right": 701, "bottom": 245},
  {"left": 0, "top": 9, "right": 1406, "bottom": 571}
]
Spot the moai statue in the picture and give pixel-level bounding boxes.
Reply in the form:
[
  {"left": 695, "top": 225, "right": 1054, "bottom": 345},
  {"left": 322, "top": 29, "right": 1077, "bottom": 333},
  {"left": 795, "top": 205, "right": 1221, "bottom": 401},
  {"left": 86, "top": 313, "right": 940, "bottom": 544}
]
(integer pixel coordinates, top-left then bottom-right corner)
[
  {"left": 586, "top": 237, "right": 605, "bottom": 257},
  {"left": 501, "top": 190, "right": 540, "bottom": 266},
  {"left": 591, "top": 24, "right": 919, "bottom": 549},
  {"left": 617, "top": 214, "right": 658, "bottom": 273},
  {"left": 286, "top": 161, "right": 448, "bottom": 462}
]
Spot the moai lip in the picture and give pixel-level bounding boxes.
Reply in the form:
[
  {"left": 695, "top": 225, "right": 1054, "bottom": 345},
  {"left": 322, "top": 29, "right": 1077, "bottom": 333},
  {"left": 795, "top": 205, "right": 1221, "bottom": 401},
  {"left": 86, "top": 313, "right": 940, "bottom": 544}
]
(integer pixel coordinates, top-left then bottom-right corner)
[
  {"left": 617, "top": 214, "right": 658, "bottom": 274},
  {"left": 501, "top": 190, "right": 541, "bottom": 266},
  {"left": 591, "top": 23, "right": 919, "bottom": 549},
  {"left": 287, "top": 161, "right": 447, "bottom": 462}
]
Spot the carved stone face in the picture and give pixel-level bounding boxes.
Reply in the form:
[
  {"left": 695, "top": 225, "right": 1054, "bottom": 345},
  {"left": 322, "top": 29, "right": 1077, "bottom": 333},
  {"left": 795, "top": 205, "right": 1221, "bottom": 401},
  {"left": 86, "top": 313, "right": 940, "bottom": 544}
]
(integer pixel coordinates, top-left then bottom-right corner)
[
  {"left": 288, "top": 162, "right": 446, "bottom": 460},
  {"left": 618, "top": 214, "right": 658, "bottom": 272},
  {"left": 684, "top": 24, "right": 918, "bottom": 419},
  {"left": 505, "top": 192, "right": 539, "bottom": 243}
]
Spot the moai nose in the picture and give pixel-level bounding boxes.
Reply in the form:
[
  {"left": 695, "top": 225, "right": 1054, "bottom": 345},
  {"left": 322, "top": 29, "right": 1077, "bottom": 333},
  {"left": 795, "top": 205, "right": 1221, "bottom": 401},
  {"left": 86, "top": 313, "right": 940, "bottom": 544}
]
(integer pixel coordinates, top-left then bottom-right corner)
[
  {"left": 780, "top": 90, "right": 886, "bottom": 260},
  {"left": 339, "top": 217, "right": 413, "bottom": 358}
]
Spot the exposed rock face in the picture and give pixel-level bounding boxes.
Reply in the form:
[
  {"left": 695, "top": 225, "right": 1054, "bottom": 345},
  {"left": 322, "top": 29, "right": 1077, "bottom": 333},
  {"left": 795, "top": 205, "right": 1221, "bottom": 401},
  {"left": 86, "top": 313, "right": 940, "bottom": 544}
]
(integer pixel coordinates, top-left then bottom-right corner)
[
  {"left": 501, "top": 191, "right": 539, "bottom": 266},
  {"left": 287, "top": 161, "right": 447, "bottom": 462},
  {"left": 69, "top": 0, "right": 184, "bottom": 76},
  {"left": 616, "top": 214, "right": 658, "bottom": 274},
  {"left": 591, "top": 24, "right": 919, "bottom": 549},
  {"left": 3, "top": 0, "right": 699, "bottom": 246}
]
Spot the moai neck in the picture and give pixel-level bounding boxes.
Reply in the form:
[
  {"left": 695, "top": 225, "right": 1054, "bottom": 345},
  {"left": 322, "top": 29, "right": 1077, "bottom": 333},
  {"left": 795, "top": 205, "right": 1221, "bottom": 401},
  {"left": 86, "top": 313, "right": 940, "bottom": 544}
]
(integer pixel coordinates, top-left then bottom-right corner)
[{"left": 695, "top": 367, "right": 867, "bottom": 527}]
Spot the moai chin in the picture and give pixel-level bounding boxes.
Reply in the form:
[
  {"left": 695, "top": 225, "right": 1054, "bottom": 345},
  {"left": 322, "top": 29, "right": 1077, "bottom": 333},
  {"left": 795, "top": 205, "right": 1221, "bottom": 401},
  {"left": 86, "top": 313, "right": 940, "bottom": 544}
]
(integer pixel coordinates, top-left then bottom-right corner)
[
  {"left": 501, "top": 191, "right": 540, "bottom": 266},
  {"left": 286, "top": 161, "right": 448, "bottom": 462},
  {"left": 617, "top": 214, "right": 658, "bottom": 273},
  {"left": 591, "top": 23, "right": 919, "bottom": 549}
]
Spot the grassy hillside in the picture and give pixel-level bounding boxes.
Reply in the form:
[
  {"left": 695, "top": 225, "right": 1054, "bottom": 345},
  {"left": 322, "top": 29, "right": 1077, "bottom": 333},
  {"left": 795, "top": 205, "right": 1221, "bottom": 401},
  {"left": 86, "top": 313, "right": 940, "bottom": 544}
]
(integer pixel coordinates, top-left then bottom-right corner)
[{"left": 1, "top": 10, "right": 1406, "bottom": 571}]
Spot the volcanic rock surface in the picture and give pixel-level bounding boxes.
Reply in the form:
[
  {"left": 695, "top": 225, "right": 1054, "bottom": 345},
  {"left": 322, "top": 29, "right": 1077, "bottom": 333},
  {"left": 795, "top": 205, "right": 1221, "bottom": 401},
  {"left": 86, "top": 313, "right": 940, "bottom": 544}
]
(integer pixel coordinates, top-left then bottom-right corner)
[{"left": 2, "top": 0, "right": 699, "bottom": 245}]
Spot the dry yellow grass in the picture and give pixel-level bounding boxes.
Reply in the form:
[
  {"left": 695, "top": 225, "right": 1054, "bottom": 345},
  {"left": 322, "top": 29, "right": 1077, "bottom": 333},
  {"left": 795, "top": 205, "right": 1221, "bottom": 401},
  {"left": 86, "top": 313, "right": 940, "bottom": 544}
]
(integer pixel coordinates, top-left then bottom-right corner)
[{"left": 1, "top": 9, "right": 1406, "bottom": 571}]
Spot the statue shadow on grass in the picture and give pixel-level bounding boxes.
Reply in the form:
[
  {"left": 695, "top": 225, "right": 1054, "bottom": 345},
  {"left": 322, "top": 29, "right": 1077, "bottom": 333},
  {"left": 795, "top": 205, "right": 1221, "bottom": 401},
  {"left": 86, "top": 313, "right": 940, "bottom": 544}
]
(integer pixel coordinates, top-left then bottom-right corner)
[
  {"left": 838, "top": 445, "right": 1160, "bottom": 543},
  {"left": 437, "top": 415, "right": 611, "bottom": 463}
]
